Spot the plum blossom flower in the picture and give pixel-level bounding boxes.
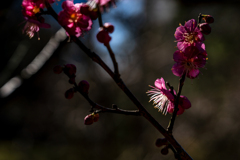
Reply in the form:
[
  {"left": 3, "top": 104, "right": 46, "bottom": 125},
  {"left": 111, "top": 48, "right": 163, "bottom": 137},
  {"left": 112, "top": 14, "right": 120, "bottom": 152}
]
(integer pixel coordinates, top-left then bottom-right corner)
[
  {"left": 22, "top": 16, "right": 51, "bottom": 39},
  {"left": 21, "top": 0, "right": 55, "bottom": 17},
  {"left": 172, "top": 46, "right": 207, "bottom": 79},
  {"left": 87, "top": 0, "right": 116, "bottom": 12},
  {"left": 147, "top": 78, "right": 191, "bottom": 115},
  {"left": 58, "top": 0, "right": 93, "bottom": 37},
  {"left": 175, "top": 19, "right": 205, "bottom": 52}
]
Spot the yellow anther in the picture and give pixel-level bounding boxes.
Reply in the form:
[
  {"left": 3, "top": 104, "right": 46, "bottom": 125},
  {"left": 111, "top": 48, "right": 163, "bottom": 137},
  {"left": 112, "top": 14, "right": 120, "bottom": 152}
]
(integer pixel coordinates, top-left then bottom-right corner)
[{"left": 33, "top": 6, "right": 40, "bottom": 14}]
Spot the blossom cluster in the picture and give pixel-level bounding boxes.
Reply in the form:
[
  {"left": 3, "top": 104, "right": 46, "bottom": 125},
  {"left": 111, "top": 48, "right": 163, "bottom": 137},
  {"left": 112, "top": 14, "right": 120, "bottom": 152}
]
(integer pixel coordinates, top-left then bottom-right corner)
[
  {"left": 21, "top": 0, "right": 116, "bottom": 39},
  {"left": 21, "top": 0, "right": 54, "bottom": 39},
  {"left": 147, "top": 15, "right": 214, "bottom": 115},
  {"left": 173, "top": 15, "right": 214, "bottom": 79}
]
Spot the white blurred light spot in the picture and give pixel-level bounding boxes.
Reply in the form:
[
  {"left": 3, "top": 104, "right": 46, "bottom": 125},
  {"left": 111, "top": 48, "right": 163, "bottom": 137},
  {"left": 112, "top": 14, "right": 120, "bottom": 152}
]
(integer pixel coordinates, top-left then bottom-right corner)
[{"left": 0, "top": 77, "right": 22, "bottom": 98}]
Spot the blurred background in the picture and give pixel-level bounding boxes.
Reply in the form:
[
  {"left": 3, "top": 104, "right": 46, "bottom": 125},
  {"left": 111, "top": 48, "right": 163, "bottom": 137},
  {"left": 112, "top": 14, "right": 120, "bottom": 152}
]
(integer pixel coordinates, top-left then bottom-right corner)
[{"left": 0, "top": 0, "right": 240, "bottom": 159}]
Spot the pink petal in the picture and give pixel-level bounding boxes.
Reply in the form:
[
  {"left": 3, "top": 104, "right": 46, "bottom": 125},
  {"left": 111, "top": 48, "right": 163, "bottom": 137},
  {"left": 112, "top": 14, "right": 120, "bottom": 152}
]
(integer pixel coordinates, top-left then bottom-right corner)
[
  {"left": 62, "top": 0, "right": 75, "bottom": 12},
  {"left": 187, "top": 68, "right": 199, "bottom": 79},
  {"left": 174, "top": 25, "right": 186, "bottom": 41},
  {"left": 173, "top": 50, "right": 185, "bottom": 62},
  {"left": 195, "top": 52, "right": 207, "bottom": 68},
  {"left": 172, "top": 63, "right": 185, "bottom": 77},
  {"left": 184, "top": 19, "right": 197, "bottom": 32},
  {"left": 179, "top": 95, "right": 191, "bottom": 109},
  {"left": 184, "top": 46, "right": 199, "bottom": 58},
  {"left": 161, "top": 89, "right": 175, "bottom": 102},
  {"left": 154, "top": 78, "right": 165, "bottom": 89},
  {"left": 177, "top": 105, "right": 185, "bottom": 115}
]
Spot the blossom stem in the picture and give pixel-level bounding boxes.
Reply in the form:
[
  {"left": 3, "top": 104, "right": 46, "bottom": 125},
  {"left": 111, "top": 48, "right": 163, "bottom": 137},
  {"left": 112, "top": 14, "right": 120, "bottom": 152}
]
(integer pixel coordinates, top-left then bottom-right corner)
[
  {"left": 198, "top": 13, "right": 202, "bottom": 25},
  {"left": 97, "top": 6, "right": 120, "bottom": 77},
  {"left": 73, "top": 82, "right": 141, "bottom": 116},
  {"left": 167, "top": 73, "right": 186, "bottom": 134},
  {"left": 105, "top": 43, "right": 120, "bottom": 77},
  {"left": 97, "top": 5, "right": 104, "bottom": 27}
]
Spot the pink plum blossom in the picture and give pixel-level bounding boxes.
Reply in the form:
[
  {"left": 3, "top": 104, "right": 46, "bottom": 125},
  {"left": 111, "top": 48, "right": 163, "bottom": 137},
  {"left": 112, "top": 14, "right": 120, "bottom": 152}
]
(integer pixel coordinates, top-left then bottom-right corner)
[
  {"left": 87, "top": 0, "right": 116, "bottom": 12},
  {"left": 58, "top": 0, "right": 93, "bottom": 37},
  {"left": 147, "top": 78, "right": 191, "bottom": 115},
  {"left": 22, "top": 16, "right": 51, "bottom": 39},
  {"left": 172, "top": 46, "right": 207, "bottom": 79},
  {"left": 22, "top": 0, "right": 55, "bottom": 17},
  {"left": 175, "top": 19, "right": 205, "bottom": 52}
]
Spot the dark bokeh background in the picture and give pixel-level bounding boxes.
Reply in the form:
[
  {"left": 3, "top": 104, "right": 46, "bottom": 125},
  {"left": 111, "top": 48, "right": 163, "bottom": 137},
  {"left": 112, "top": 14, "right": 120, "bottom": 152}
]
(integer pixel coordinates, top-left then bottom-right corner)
[{"left": 0, "top": 0, "right": 240, "bottom": 160}]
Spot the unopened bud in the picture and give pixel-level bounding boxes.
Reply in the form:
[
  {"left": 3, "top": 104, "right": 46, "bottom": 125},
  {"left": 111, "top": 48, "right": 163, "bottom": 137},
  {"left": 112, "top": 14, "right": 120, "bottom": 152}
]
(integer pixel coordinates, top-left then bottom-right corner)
[
  {"left": 65, "top": 88, "right": 75, "bottom": 99},
  {"left": 89, "top": 11, "right": 98, "bottom": 20},
  {"left": 155, "top": 138, "right": 168, "bottom": 147},
  {"left": 203, "top": 15, "right": 214, "bottom": 24},
  {"left": 64, "top": 64, "right": 76, "bottom": 76},
  {"left": 179, "top": 95, "right": 191, "bottom": 109},
  {"left": 161, "top": 146, "right": 169, "bottom": 155},
  {"left": 78, "top": 80, "right": 90, "bottom": 94},
  {"left": 199, "top": 23, "right": 211, "bottom": 35},
  {"left": 84, "top": 114, "right": 94, "bottom": 125},
  {"left": 96, "top": 28, "right": 111, "bottom": 45},
  {"left": 104, "top": 23, "right": 114, "bottom": 33},
  {"left": 79, "top": 4, "right": 90, "bottom": 15},
  {"left": 53, "top": 65, "right": 63, "bottom": 74},
  {"left": 93, "top": 113, "right": 99, "bottom": 122}
]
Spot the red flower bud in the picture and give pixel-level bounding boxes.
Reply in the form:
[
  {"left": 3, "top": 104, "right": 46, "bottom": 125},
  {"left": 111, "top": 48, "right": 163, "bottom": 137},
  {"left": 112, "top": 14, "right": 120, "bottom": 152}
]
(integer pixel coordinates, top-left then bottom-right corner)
[
  {"left": 65, "top": 88, "right": 75, "bottom": 99},
  {"left": 203, "top": 15, "right": 214, "bottom": 24},
  {"left": 104, "top": 23, "right": 114, "bottom": 33},
  {"left": 93, "top": 113, "right": 99, "bottom": 122},
  {"left": 64, "top": 64, "right": 76, "bottom": 76},
  {"left": 89, "top": 11, "right": 98, "bottom": 20},
  {"left": 53, "top": 65, "right": 63, "bottom": 74},
  {"left": 96, "top": 28, "right": 111, "bottom": 45},
  {"left": 79, "top": 4, "right": 90, "bottom": 15},
  {"left": 199, "top": 23, "right": 211, "bottom": 35},
  {"left": 155, "top": 138, "right": 168, "bottom": 147},
  {"left": 161, "top": 146, "right": 169, "bottom": 155},
  {"left": 78, "top": 80, "right": 90, "bottom": 94},
  {"left": 84, "top": 114, "right": 94, "bottom": 125}
]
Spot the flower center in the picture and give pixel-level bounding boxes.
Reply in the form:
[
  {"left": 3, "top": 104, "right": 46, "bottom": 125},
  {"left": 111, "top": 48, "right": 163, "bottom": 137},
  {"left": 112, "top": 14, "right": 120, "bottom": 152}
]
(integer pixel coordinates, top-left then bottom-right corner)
[
  {"left": 70, "top": 13, "right": 81, "bottom": 23},
  {"left": 33, "top": 6, "right": 40, "bottom": 14},
  {"left": 185, "top": 58, "right": 195, "bottom": 69},
  {"left": 183, "top": 32, "right": 197, "bottom": 43}
]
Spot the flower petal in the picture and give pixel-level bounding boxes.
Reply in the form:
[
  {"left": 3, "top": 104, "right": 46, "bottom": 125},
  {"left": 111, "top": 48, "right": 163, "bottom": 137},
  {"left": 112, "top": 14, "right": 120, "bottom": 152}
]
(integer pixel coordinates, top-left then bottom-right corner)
[
  {"left": 172, "top": 63, "right": 185, "bottom": 77},
  {"left": 184, "top": 19, "right": 197, "bottom": 32},
  {"left": 179, "top": 95, "right": 191, "bottom": 109},
  {"left": 175, "top": 25, "right": 186, "bottom": 41},
  {"left": 173, "top": 50, "right": 185, "bottom": 62},
  {"left": 154, "top": 78, "right": 165, "bottom": 90},
  {"left": 187, "top": 68, "right": 199, "bottom": 79}
]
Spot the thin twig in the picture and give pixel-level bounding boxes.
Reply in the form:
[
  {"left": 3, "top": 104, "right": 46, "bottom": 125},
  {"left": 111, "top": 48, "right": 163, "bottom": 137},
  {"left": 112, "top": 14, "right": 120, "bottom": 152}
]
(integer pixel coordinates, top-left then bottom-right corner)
[
  {"left": 167, "top": 73, "right": 186, "bottom": 134},
  {"left": 105, "top": 44, "right": 120, "bottom": 77},
  {"left": 73, "top": 83, "right": 141, "bottom": 116},
  {"left": 97, "top": 7, "right": 120, "bottom": 77}
]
